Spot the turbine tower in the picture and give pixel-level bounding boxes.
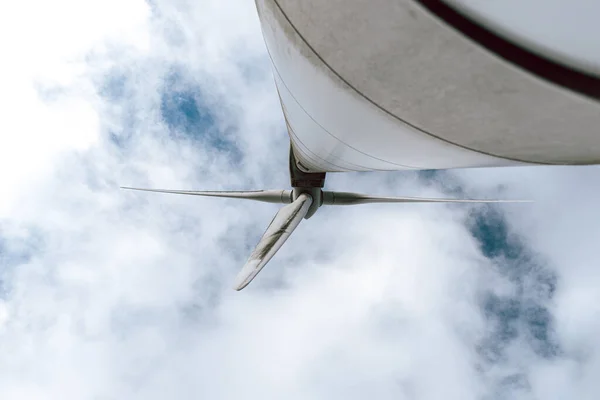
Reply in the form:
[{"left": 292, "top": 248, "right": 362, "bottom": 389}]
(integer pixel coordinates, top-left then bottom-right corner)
[{"left": 122, "top": 0, "right": 600, "bottom": 290}]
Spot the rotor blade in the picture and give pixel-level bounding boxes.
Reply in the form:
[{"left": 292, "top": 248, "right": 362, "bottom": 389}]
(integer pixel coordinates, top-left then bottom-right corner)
[
  {"left": 233, "top": 193, "right": 313, "bottom": 291},
  {"left": 120, "top": 186, "right": 293, "bottom": 204},
  {"left": 322, "top": 191, "right": 532, "bottom": 205}
]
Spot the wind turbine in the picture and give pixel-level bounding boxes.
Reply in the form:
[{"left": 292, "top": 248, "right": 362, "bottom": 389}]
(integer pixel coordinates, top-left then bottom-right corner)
[{"left": 122, "top": 148, "right": 530, "bottom": 291}]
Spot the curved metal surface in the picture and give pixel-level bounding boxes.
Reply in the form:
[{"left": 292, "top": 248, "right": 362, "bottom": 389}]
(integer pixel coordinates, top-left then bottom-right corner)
[
  {"left": 444, "top": 0, "right": 600, "bottom": 76},
  {"left": 414, "top": 0, "right": 600, "bottom": 101},
  {"left": 258, "top": 0, "right": 518, "bottom": 172},
  {"left": 255, "top": 0, "right": 600, "bottom": 171}
]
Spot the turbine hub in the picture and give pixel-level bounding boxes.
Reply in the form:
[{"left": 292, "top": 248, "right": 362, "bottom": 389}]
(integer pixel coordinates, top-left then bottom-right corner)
[{"left": 289, "top": 146, "right": 327, "bottom": 219}]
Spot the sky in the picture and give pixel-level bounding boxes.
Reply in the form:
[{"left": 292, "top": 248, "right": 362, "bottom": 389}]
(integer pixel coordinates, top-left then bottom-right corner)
[{"left": 1, "top": 1, "right": 600, "bottom": 399}]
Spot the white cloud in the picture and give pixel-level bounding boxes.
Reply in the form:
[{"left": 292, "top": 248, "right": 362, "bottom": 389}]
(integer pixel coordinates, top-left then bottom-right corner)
[
  {"left": 0, "top": 0, "right": 149, "bottom": 215},
  {"left": 1, "top": 1, "right": 600, "bottom": 399}
]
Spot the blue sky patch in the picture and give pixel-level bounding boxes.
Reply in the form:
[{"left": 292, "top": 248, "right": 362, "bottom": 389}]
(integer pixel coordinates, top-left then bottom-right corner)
[
  {"left": 0, "top": 225, "right": 46, "bottom": 299},
  {"left": 420, "top": 171, "right": 561, "bottom": 396},
  {"left": 159, "top": 69, "right": 241, "bottom": 158},
  {"left": 160, "top": 89, "right": 212, "bottom": 135},
  {"left": 98, "top": 65, "right": 243, "bottom": 162},
  {"left": 468, "top": 204, "right": 560, "bottom": 397},
  {"left": 100, "top": 71, "right": 128, "bottom": 102}
]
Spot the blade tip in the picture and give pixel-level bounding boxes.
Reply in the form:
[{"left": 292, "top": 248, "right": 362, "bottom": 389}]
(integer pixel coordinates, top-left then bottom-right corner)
[
  {"left": 232, "top": 259, "right": 262, "bottom": 291},
  {"left": 232, "top": 279, "right": 250, "bottom": 291}
]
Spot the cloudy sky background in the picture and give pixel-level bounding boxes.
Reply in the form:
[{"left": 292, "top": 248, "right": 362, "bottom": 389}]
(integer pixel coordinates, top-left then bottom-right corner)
[{"left": 1, "top": 1, "right": 600, "bottom": 399}]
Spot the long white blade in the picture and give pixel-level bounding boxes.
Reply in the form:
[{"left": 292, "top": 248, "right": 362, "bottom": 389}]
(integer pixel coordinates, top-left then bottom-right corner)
[
  {"left": 322, "top": 191, "right": 532, "bottom": 205},
  {"left": 233, "top": 193, "right": 313, "bottom": 291},
  {"left": 120, "top": 186, "right": 293, "bottom": 204}
]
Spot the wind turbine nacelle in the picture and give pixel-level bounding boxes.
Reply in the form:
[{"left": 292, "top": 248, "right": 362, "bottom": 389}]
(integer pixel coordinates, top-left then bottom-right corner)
[{"left": 255, "top": 0, "right": 600, "bottom": 173}]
